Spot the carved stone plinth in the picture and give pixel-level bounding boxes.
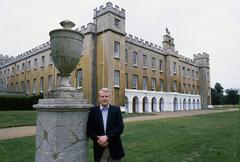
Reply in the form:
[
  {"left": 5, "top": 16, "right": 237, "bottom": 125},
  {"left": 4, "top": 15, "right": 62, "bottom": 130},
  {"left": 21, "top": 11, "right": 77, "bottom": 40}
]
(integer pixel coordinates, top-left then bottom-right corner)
[{"left": 34, "top": 90, "right": 92, "bottom": 162}]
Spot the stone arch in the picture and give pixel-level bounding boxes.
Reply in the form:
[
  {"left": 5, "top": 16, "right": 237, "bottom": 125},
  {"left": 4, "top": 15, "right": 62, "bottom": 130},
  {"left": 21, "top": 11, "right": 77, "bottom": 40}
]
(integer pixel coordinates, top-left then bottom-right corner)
[
  {"left": 132, "top": 96, "right": 139, "bottom": 113},
  {"left": 151, "top": 97, "right": 157, "bottom": 112},
  {"left": 193, "top": 99, "right": 196, "bottom": 110},
  {"left": 173, "top": 97, "right": 178, "bottom": 111},
  {"left": 125, "top": 96, "right": 129, "bottom": 112},
  {"left": 142, "top": 96, "right": 149, "bottom": 112},
  {"left": 188, "top": 99, "right": 191, "bottom": 110},
  {"left": 183, "top": 99, "right": 187, "bottom": 110},
  {"left": 159, "top": 97, "right": 164, "bottom": 111},
  {"left": 197, "top": 99, "right": 200, "bottom": 109}
]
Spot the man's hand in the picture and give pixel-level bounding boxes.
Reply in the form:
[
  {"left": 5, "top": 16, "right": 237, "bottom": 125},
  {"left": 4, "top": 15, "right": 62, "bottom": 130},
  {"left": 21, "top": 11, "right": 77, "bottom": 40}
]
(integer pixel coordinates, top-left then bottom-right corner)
[{"left": 97, "top": 135, "right": 109, "bottom": 147}]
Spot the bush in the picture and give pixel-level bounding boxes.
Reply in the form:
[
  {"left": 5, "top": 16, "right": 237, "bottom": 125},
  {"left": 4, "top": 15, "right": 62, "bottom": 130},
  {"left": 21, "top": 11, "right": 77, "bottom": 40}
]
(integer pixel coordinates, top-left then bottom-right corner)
[{"left": 0, "top": 95, "right": 43, "bottom": 110}]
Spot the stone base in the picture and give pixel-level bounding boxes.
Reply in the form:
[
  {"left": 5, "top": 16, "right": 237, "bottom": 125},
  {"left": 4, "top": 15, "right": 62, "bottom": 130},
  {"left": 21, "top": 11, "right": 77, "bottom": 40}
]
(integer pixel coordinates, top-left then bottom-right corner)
[
  {"left": 34, "top": 88, "right": 92, "bottom": 162},
  {"left": 35, "top": 110, "right": 89, "bottom": 162}
]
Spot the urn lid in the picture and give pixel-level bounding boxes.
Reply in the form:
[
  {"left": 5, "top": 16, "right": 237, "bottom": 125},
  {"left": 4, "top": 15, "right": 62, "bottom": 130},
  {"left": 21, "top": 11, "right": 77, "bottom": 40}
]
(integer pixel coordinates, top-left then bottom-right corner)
[{"left": 60, "top": 20, "right": 75, "bottom": 30}]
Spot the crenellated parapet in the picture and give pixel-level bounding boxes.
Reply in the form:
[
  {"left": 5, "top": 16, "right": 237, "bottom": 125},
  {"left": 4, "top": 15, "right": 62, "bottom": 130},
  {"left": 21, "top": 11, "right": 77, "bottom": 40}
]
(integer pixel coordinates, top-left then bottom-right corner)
[
  {"left": 93, "top": 2, "right": 125, "bottom": 19},
  {"left": 179, "top": 55, "right": 199, "bottom": 66},
  {"left": 126, "top": 33, "right": 164, "bottom": 54},
  {"left": 0, "top": 41, "right": 50, "bottom": 68},
  {"left": 193, "top": 52, "right": 209, "bottom": 59},
  {"left": 126, "top": 33, "right": 180, "bottom": 57},
  {"left": 76, "top": 23, "right": 96, "bottom": 34},
  {"left": 0, "top": 54, "right": 14, "bottom": 66}
]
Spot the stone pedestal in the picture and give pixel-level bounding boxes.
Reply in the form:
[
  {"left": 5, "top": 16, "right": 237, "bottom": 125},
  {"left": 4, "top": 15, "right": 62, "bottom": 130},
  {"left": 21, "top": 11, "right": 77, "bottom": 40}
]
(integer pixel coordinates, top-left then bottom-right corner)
[{"left": 34, "top": 90, "right": 92, "bottom": 162}]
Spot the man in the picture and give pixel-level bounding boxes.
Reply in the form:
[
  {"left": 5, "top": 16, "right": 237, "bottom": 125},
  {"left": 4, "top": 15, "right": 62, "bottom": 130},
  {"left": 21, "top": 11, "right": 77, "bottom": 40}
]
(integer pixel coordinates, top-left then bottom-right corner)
[{"left": 87, "top": 88, "right": 125, "bottom": 162}]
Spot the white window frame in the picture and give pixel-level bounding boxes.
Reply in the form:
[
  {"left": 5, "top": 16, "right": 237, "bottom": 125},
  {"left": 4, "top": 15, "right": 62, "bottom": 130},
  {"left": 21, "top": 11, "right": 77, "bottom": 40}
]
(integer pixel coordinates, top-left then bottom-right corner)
[
  {"left": 33, "top": 79, "right": 36, "bottom": 94},
  {"left": 133, "top": 51, "right": 138, "bottom": 66},
  {"left": 114, "top": 41, "right": 120, "bottom": 58},
  {"left": 76, "top": 69, "right": 83, "bottom": 89},
  {"left": 143, "top": 77, "right": 147, "bottom": 90},
  {"left": 41, "top": 56, "right": 45, "bottom": 68},
  {"left": 132, "top": 75, "right": 138, "bottom": 89},
  {"left": 114, "top": 70, "right": 120, "bottom": 87},
  {"left": 151, "top": 78, "right": 156, "bottom": 91}
]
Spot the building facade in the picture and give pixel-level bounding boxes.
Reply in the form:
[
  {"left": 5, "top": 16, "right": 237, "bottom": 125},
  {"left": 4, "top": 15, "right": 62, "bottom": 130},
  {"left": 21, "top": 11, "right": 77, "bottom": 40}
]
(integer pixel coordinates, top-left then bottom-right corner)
[{"left": 0, "top": 2, "right": 211, "bottom": 112}]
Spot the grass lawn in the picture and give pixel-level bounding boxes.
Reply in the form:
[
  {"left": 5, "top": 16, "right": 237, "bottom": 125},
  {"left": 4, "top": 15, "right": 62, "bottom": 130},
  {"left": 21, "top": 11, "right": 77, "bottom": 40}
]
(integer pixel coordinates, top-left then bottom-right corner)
[
  {"left": 0, "top": 111, "right": 36, "bottom": 128},
  {"left": 0, "top": 111, "right": 239, "bottom": 162},
  {"left": 0, "top": 111, "right": 153, "bottom": 128}
]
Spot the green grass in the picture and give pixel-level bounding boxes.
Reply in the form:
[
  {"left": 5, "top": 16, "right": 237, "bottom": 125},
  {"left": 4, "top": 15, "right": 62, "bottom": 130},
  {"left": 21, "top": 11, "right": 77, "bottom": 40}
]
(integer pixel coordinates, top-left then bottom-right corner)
[
  {"left": 0, "top": 111, "right": 153, "bottom": 128},
  {"left": 0, "top": 111, "right": 36, "bottom": 128},
  {"left": 0, "top": 111, "right": 239, "bottom": 162}
]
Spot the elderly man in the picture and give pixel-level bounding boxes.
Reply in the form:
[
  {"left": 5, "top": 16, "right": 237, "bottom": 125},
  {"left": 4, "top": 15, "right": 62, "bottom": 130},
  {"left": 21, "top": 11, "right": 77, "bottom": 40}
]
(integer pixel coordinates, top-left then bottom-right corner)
[{"left": 87, "top": 88, "right": 125, "bottom": 162}]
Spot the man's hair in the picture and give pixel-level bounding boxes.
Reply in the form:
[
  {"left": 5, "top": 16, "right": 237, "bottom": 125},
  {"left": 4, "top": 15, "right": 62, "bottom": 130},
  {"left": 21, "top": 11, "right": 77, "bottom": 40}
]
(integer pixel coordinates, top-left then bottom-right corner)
[{"left": 98, "top": 88, "right": 111, "bottom": 96}]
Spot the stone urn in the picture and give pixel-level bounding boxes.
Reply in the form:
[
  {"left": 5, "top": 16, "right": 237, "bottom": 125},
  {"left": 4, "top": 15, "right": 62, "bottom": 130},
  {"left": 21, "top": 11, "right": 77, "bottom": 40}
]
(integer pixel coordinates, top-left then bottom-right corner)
[
  {"left": 34, "top": 21, "right": 92, "bottom": 162},
  {"left": 49, "top": 20, "right": 84, "bottom": 90}
]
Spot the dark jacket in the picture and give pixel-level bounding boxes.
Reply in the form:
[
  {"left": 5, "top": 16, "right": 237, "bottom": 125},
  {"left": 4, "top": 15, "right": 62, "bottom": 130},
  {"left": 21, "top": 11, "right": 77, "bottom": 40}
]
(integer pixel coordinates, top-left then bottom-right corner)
[{"left": 87, "top": 105, "right": 125, "bottom": 162}]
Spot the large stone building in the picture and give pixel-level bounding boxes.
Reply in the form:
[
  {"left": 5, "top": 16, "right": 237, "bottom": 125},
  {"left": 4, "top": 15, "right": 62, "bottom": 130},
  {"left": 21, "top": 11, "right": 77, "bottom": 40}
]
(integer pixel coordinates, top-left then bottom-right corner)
[{"left": 0, "top": 2, "right": 211, "bottom": 112}]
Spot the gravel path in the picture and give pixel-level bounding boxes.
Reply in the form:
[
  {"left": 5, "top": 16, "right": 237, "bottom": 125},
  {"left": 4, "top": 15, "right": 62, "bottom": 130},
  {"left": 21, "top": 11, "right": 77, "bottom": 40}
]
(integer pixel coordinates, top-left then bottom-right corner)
[{"left": 0, "top": 109, "right": 238, "bottom": 140}]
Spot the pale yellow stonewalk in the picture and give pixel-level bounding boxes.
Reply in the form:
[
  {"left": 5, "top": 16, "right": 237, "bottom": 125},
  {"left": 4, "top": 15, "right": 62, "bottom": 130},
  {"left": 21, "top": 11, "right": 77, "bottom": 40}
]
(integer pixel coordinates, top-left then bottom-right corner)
[{"left": 0, "top": 109, "right": 238, "bottom": 140}]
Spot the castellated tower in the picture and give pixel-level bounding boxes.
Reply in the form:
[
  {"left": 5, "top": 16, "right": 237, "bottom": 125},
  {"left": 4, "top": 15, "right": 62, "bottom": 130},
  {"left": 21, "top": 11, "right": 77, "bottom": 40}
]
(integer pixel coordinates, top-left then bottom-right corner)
[
  {"left": 194, "top": 53, "right": 211, "bottom": 109},
  {"left": 162, "top": 32, "right": 175, "bottom": 52},
  {"left": 93, "top": 2, "right": 126, "bottom": 106},
  {"left": 162, "top": 31, "right": 178, "bottom": 92}
]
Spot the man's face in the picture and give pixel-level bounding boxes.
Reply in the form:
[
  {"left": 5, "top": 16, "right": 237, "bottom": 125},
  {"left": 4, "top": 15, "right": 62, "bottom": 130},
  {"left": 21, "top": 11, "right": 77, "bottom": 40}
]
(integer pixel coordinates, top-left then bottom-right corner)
[{"left": 99, "top": 91, "right": 110, "bottom": 106}]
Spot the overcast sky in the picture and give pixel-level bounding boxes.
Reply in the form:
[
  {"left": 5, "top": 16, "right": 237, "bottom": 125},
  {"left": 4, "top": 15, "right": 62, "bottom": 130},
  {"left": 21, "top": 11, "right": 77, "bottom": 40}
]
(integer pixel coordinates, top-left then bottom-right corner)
[{"left": 0, "top": 0, "right": 239, "bottom": 90}]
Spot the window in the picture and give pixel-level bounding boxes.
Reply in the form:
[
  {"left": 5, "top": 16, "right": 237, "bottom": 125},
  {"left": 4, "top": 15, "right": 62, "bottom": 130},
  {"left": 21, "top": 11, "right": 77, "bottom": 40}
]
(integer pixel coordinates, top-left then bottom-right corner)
[
  {"left": 48, "top": 75, "right": 53, "bottom": 91},
  {"left": 173, "top": 62, "right": 177, "bottom": 74},
  {"left": 114, "top": 70, "right": 120, "bottom": 87},
  {"left": 56, "top": 74, "right": 61, "bottom": 87},
  {"left": 27, "top": 61, "right": 31, "bottom": 71},
  {"left": 33, "top": 79, "right": 36, "bottom": 94},
  {"left": 151, "top": 57, "right": 156, "bottom": 69},
  {"left": 132, "top": 75, "right": 138, "bottom": 89},
  {"left": 182, "top": 67, "right": 186, "bottom": 78},
  {"left": 40, "top": 77, "right": 44, "bottom": 93},
  {"left": 16, "top": 65, "right": 19, "bottom": 74},
  {"left": 21, "top": 63, "right": 25, "bottom": 73},
  {"left": 7, "top": 68, "right": 10, "bottom": 76},
  {"left": 133, "top": 51, "right": 138, "bottom": 66},
  {"left": 192, "top": 70, "right": 195, "bottom": 79},
  {"left": 142, "top": 77, "right": 147, "bottom": 90},
  {"left": 125, "top": 49, "right": 128, "bottom": 63},
  {"left": 49, "top": 53, "right": 53, "bottom": 65},
  {"left": 11, "top": 67, "right": 14, "bottom": 76},
  {"left": 188, "top": 84, "right": 191, "bottom": 93},
  {"left": 34, "top": 58, "right": 38, "bottom": 70},
  {"left": 173, "top": 80, "right": 177, "bottom": 92},
  {"left": 192, "top": 85, "right": 195, "bottom": 94},
  {"left": 196, "top": 71, "right": 199, "bottom": 80},
  {"left": 183, "top": 83, "right": 186, "bottom": 93},
  {"left": 114, "top": 41, "right": 120, "bottom": 58},
  {"left": 76, "top": 69, "right": 82, "bottom": 89},
  {"left": 41, "top": 56, "right": 45, "bottom": 67},
  {"left": 143, "top": 55, "right": 147, "bottom": 68},
  {"left": 159, "top": 60, "right": 163, "bottom": 72},
  {"left": 151, "top": 78, "right": 156, "bottom": 91},
  {"left": 114, "top": 18, "right": 120, "bottom": 28},
  {"left": 125, "top": 73, "right": 128, "bottom": 89},
  {"left": 21, "top": 81, "right": 25, "bottom": 92},
  {"left": 160, "top": 79, "right": 164, "bottom": 91},
  {"left": 187, "top": 68, "right": 190, "bottom": 78},
  {"left": 16, "top": 82, "right": 19, "bottom": 92},
  {"left": 26, "top": 80, "right": 30, "bottom": 94}
]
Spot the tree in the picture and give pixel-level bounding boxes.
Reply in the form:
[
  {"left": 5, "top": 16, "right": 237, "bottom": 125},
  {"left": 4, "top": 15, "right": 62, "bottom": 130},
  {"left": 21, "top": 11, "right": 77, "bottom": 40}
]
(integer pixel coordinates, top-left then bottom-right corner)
[
  {"left": 225, "top": 89, "right": 239, "bottom": 105},
  {"left": 211, "top": 82, "right": 224, "bottom": 105}
]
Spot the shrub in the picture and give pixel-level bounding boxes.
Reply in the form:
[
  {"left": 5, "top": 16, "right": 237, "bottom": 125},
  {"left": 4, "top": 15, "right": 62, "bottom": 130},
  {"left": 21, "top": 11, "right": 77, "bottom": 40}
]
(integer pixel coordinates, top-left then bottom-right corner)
[{"left": 0, "top": 95, "right": 43, "bottom": 110}]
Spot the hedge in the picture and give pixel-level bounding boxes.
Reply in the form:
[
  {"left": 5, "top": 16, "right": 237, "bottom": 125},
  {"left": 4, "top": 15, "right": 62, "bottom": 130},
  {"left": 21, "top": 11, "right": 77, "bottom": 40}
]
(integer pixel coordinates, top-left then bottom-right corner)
[{"left": 0, "top": 95, "right": 43, "bottom": 110}]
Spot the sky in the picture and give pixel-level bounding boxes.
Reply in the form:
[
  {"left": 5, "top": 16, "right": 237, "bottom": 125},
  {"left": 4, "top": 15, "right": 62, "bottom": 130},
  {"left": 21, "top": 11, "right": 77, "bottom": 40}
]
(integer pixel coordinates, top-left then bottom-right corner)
[{"left": 0, "top": 0, "right": 239, "bottom": 90}]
